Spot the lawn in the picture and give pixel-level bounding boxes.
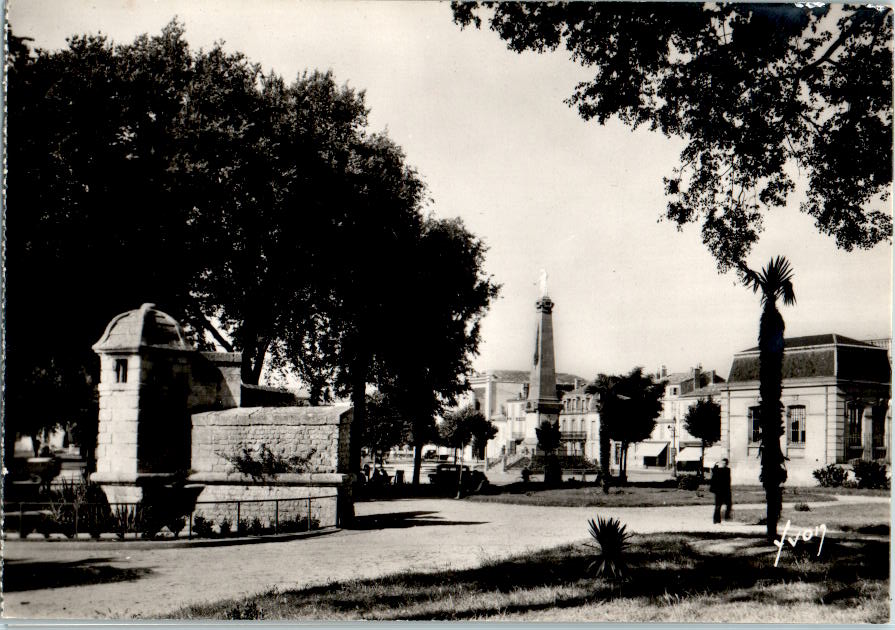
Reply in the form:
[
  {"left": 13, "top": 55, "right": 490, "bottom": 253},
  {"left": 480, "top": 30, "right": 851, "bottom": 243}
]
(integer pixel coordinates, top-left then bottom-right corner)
[
  {"left": 465, "top": 482, "right": 837, "bottom": 508},
  {"left": 731, "top": 501, "right": 891, "bottom": 535},
  {"left": 168, "top": 531, "right": 889, "bottom": 622}
]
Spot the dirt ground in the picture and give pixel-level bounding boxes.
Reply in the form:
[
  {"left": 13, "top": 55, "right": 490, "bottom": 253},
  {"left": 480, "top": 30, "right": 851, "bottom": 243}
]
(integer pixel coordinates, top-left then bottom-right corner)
[{"left": 3, "top": 494, "right": 889, "bottom": 619}]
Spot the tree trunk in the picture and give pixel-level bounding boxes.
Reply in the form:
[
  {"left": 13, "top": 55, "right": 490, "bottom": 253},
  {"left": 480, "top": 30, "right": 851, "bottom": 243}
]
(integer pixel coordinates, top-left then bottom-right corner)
[
  {"left": 759, "top": 303, "right": 787, "bottom": 542},
  {"left": 456, "top": 448, "right": 464, "bottom": 499},
  {"left": 249, "top": 337, "right": 269, "bottom": 385},
  {"left": 412, "top": 440, "right": 423, "bottom": 486},
  {"left": 600, "top": 425, "right": 611, "bottom": 494},
  {"left": 700, "top": 440, "right": 706, "bottom": 478},
  {"left": 345, "top": 357, "right": 367, "bottom": 528},
  {"left": 618, "top": 442, "right": 628, "bottom": 486}
]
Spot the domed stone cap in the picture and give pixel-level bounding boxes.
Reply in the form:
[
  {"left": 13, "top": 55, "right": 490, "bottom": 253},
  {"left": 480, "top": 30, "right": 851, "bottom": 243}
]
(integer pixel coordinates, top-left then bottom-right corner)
[{"left": 93, "top": 303, "right": 191, "bottom": 353}]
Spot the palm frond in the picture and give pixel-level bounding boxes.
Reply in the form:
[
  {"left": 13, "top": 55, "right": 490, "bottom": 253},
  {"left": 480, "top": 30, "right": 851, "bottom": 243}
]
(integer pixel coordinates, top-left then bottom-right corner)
[
  {"left": 744, "top": 257, "right": 796, "bottom": 307},
  {"left": 587, "top": 516, "right": 631, "bottom": 580}
]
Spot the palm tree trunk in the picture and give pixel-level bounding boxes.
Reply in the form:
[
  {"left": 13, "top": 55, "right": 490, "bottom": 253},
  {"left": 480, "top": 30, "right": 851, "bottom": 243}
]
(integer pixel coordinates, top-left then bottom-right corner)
[
  {"left": 600, "top": 424, "right": 611, "bottom": 494},
  {"left": 759, "top": 304, "right": 787, "bottom": 542}
]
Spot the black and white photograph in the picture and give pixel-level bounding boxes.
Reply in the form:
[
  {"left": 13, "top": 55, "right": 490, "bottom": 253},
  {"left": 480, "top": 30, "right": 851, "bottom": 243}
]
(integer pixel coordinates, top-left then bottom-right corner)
[{"left": 2, "top": 0, "right": 892, "bottom": 623}]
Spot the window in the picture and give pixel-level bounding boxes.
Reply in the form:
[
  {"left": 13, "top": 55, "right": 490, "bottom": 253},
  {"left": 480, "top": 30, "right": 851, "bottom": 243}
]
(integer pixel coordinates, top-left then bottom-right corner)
[
  {"left": 115, "top": 359, "right": 128, "bottom": 383},
  {"left": 847, "top": 403, "right": 863, "bottom": 447},
  {"left": 672, "top": 387, "right": 678, "bottom": 396},
  {"left": 748, "top": 406, "right": 761, "bottom": 443},
  {"left": 613, "top": 442, "right": 622, "bottom": 464},
  {"left": 787, "top": 405, "right": 806, "bottom": 445}
]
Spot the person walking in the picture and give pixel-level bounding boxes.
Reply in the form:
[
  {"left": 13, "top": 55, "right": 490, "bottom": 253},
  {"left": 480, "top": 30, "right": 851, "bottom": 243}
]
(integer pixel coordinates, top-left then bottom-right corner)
[{"left": 710, "top": 458, "right": 732, "bottom": 523}]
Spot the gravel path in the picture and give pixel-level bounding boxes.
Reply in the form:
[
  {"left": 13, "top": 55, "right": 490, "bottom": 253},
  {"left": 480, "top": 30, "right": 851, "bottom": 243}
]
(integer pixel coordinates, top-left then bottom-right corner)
[{"left": 3, "top": 495, "right": 888, "bottom": 619}]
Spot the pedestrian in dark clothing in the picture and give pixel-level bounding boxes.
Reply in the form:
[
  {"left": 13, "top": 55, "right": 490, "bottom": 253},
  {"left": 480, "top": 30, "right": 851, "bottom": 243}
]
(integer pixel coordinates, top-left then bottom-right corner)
[{"left": 710, "top": 458, "right": 732, "bottom": 523}]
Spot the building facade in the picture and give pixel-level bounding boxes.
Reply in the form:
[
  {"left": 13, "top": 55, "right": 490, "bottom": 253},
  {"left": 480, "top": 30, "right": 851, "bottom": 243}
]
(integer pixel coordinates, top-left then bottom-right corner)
[{"left": 709, "top": 334, "right": 890, "bottom": 485}]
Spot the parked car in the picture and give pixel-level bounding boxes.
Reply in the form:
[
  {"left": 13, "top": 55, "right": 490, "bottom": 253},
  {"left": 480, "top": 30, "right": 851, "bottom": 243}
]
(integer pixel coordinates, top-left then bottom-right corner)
[{"left": 428, "top": 464, "right": 489, "bottom": 492}]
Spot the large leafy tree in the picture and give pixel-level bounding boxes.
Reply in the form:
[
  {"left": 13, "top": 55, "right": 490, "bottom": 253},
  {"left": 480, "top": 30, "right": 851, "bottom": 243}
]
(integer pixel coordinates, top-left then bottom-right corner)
[
  {"left": 468, "top": 414, "right": 498, "bottom": 460},
  {"left": 592, "top": 368, "right": 664, "bottom": 485},
  {"left": 375, "top": 217, "right": 500, "bottom": 485},
  {"left": 6, "top": 22, "right": 498, "bottom": 491},
  {"left": 452, "top": 3, "right": 893, "bottom": 272},
  {"left": 742, "top": 256, "right": 796, "bottom": 541},
  {"left": 361, "top": 393, "right": 406, "bottom": 467},
  {"left": 683, "top": 397, "right": 722, "bottom": 477},
  {"left": 587, "top": 375, "right": 614, "bottom": 493}
]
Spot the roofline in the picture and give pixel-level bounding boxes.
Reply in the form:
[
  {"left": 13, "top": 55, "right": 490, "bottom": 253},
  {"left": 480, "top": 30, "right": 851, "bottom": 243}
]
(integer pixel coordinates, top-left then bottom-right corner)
[
  {"left": 735, "top": 339, "right": 881, "bottom": 357},
  {"left": 718, "top": 376, "right": 891, "bottom": 391}
]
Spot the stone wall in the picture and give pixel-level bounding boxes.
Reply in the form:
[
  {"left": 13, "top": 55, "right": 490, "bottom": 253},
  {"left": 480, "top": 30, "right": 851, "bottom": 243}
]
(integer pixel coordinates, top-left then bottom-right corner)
[
  {"left": 190, "top": 405, "right": 352, "bottom": 474},
  {"left": 186, "top": 404, "right": 353, "bottom": 529},
  {"left": 185, "top": 474, "right": 344, "bottom": 529},
  {"left": 187, "top": 352, "right": 242, "bottom": 411}
]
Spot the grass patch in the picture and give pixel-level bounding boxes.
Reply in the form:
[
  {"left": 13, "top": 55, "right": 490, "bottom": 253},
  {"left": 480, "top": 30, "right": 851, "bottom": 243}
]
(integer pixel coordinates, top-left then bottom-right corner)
[
  {"left": 465, "top": 483, "right": 835, "bottom": 508},
  {"left": 168, "top": 531, "right": 888, "bottom": 622},
  {"left": 731, "top": 501, "right": 891, "bottom": 534}
]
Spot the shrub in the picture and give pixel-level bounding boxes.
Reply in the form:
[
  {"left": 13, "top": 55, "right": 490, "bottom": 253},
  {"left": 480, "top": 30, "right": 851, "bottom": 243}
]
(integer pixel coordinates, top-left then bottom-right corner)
[
  {"left": 218, "top": 517, "right": 232, "bottom": 536},
  {"left": 812, "top": 464, "right": 847, "bottom": 487},
  {"left": 247, "top": 517, "right": 265, "bottom": 536},
  {"left": 852, "top": 460, "right": 890, "bottom": 489},
  {"left": 226, "top": 601, "right": 264, "bottom": 620},
  {"left": 220, "top": 444, "right": 317, "bottom": 481},
  {"left": 586, "top": 516, "right": 631, "bottom": 580},
  {"left": 794, "top": 502, "right": 811, "bottom": 512},
  {"left": 677, "top": 475, "right": 701, "bottom": 491},
  {"left": 112, "top": 505, "right": 140, "bottom": 540},
  {"left": 192, "top": 515, "right": 214, "bottom": 538},
  {"left": 167, "top": 515, "right": 187, "bottom": 538},
  {"left": 277, "top": 516, "right": 319, "bottom": 533},
  {"left": 46, "top": 477, "right": 112, "bottom": 538}
]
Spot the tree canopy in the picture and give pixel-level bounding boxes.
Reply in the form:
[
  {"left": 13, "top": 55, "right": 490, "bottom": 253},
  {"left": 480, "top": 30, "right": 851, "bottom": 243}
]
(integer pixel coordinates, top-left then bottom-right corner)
[
  {"left": 438, "top": 406, "right": 476, "bottom": 457},
  {"left": 590, "top": 368, "right": 664, "bottom": 483},
  {"left": 6, "top": 21, "right": 498, "bottom": 474},
  {"left": 535, "top": 420, "right": 561, "bottom": 455},
  {"left": 361, "top": 392, "right": 407, "bottom": 465},
  {"left": 683, "top": 397, "right": 722, "bottom": 475},
  {"left": 452, "top": 3, "right": 893, "bottom": 273},
  {"left": 535, "top": 419, "right": 563, "bottom": 485}
]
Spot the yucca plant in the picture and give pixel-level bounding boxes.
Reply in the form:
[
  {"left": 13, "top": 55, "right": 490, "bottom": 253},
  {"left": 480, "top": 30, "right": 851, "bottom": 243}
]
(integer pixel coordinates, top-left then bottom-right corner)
[{"left": 587, "top": 516, "right": 631, "bottom": 580}]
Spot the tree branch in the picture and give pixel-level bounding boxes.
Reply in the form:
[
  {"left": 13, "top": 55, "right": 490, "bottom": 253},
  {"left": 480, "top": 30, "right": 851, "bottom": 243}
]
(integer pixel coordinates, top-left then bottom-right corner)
[
  {"left": 797, "top": 15, "right": 863, "bottom": 80},
  {"left": 191, "top": 306, "right": 234, "bottom": 352}
]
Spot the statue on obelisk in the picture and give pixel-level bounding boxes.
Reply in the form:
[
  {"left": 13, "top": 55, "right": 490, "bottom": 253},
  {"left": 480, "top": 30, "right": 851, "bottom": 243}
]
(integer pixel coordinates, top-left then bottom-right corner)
[{"left": 524, "top": 269, "right": 562, "bottom": 446}]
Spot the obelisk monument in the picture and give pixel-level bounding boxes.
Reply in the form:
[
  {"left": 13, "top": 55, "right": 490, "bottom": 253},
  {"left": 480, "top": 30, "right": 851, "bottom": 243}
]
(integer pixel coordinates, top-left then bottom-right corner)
[{"left": 524, "top": 270, "right": 563, "bottom": 449}]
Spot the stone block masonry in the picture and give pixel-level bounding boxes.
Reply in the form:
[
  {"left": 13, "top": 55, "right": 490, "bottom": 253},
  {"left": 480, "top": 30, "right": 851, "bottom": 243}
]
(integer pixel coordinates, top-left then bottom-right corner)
[
  {"left": 187, "top": 404, "right": 353, "bottom": 528},
  {"left": 186, "top": 476, "right": 343, "bottom": 529},
  {"left": 190, "top": 405, "right": 352, "bottom": 475},
  {"left": 91, "top": 305, "right": 354, "bottom": 523}
]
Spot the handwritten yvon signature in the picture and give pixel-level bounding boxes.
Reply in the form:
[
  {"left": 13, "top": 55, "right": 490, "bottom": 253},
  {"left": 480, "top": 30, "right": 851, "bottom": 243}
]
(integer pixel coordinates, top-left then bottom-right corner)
[{"left": 773, "top": 519, "right": 827, "bottom": 567}]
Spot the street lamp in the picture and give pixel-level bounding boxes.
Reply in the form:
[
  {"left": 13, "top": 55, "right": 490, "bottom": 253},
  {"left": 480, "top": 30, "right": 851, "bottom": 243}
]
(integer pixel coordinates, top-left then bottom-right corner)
[{"left": 668, "top": 419, "right": 677, "bottom": 471}]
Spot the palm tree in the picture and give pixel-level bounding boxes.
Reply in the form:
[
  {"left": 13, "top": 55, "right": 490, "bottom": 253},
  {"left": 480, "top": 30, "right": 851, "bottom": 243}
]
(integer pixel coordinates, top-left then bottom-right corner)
[{"left": 742, "top": 256, "right": 796, "bottom": 542}]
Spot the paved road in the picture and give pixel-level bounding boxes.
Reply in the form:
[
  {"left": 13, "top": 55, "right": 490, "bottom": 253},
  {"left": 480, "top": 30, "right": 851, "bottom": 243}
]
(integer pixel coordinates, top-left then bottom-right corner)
[{"left": 3, "top": 495, "right": 888, "bottom": 619}]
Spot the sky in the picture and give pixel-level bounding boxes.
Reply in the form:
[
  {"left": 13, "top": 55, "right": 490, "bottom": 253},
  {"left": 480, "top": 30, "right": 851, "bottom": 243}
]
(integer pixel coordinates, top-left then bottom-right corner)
[{"left": 10, "top": 0, "right": 893, "bottom": 382}]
